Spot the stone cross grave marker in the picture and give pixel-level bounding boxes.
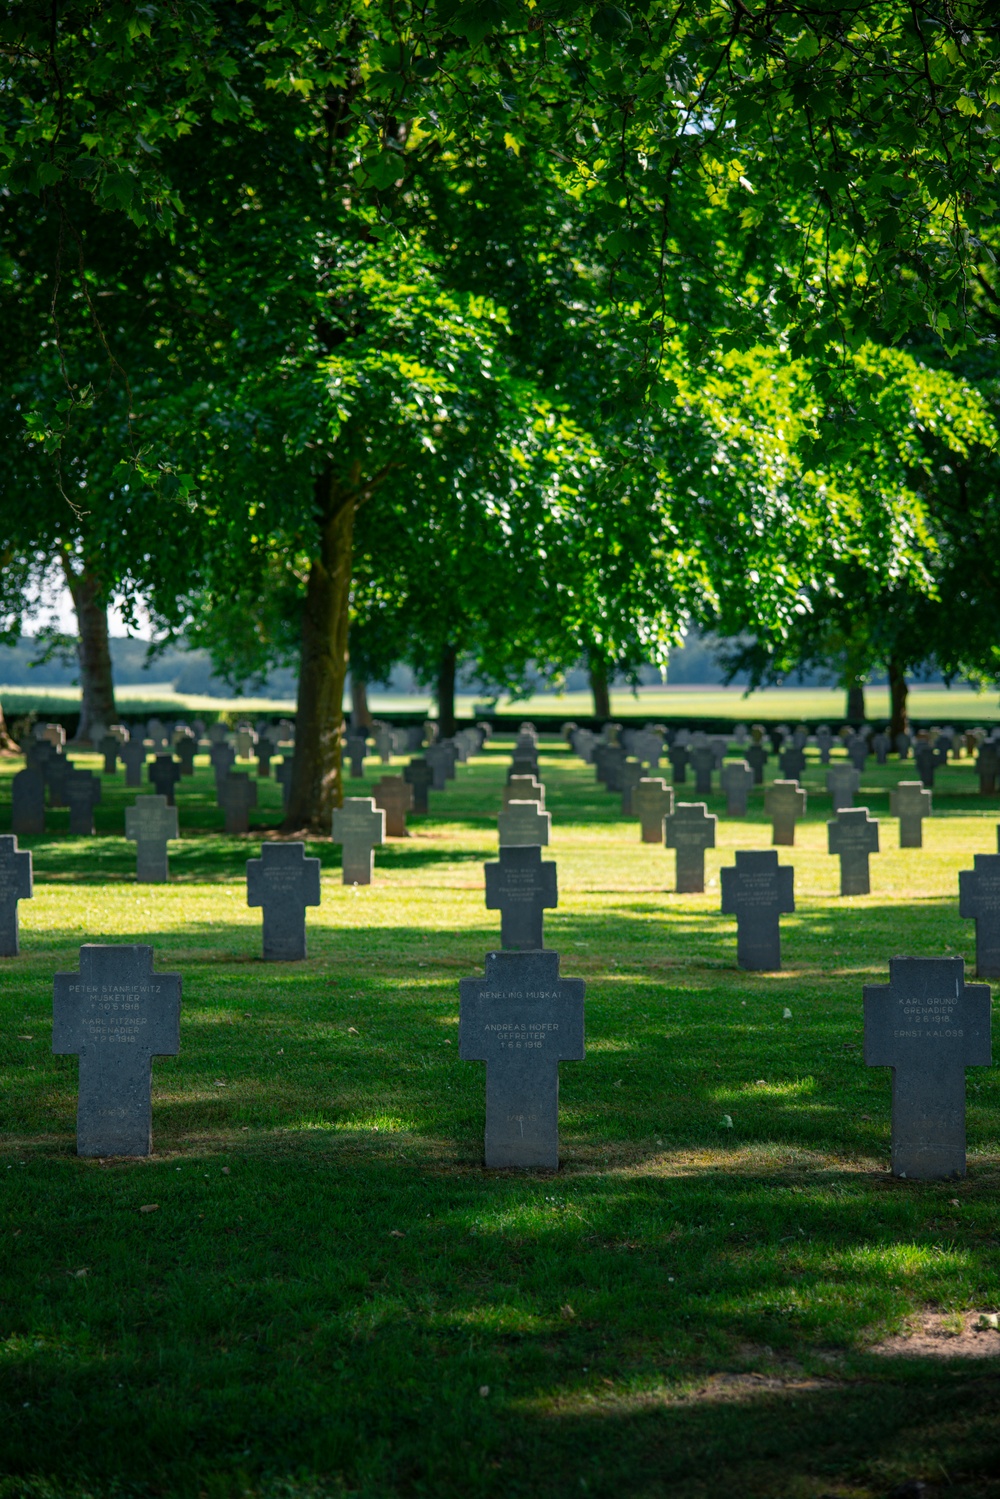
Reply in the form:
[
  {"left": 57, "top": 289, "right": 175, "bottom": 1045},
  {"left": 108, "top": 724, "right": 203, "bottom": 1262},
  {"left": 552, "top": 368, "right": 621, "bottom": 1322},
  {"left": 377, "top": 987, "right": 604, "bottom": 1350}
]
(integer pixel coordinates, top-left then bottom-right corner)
[
  {"left": 667, "top": 744, "right": 688, "bottom": 785},
  {"left": 66, "top": 769, "right": 101, "bottom": 835},
  {"left": 815, "top": 727, "right": 833, "bottom": 764},
  {"left": 425, "top": 743, "right": 453, "bottom": 791},
  {"left": 872, "top": 730, "right": 891, "bottom": 765},
  {"left": 959, "top": 853, "right": 1000, "bottom": 977},
  {"left": 345, "top": 734, "right": 367, "bottom": 779},
  {"left": 502, "top": 775, "right": 544, "bottom": 810},
  {"left": 100, "top": 734, "right": 120, "bottom": 774},
  {"left": 120, "top": 739, "right": 148, "bottom": 789},
  {"left": 826, "top": 764, "right": 860, "bottom": 811},
  {"left": 778, "top": 746, "right": 805, "bottom": 781},
  {"left": 485, "top": 844, "right": 558, "bottom": 950},
  {"left": 620, "top": 758, "right": 645, "bottom": 815},
  {"left": 53, "top": 944, "right": 181, "bottom": 1157},
  {"left": 746, "top": 743, "right": 768, "bottom": 785},
  {"left": 890, "top": 781, "right": 932, "bottom": 848},
  {"left": 828, "top": 807, "right": 879, "bottom": 895},
  {"left": 148, "top": 755, "right": 181, "bottom": 806},
  {"left": 498, "top": 801, "right": 551, "bottom": 848},
  {"left": 459, "top": 949, "right": 584, "bottom": 1170},
  {"left": 690, "top": 746, "right": 714, "bottom": 796},
  {"left": 235, "top": 727, "right": 257, "bottom": 760},
  {"left": 847, "top": 735, "right": 868, "bottom": 771},
  {"left": 210, "top": 743, "right": 236, "bottom": 794},
  {"left": 634, "top": 778, "right": 674, "bottom": 843},
  {"left": 332, "top": 797, "right": 385, "bottom": 884},
  {"left": 12, "top": 767, "right": 45, "bottom": 837},
  {"left": 208, "top": 722, "right": 229, "bottom": 746},
  {"left": 864, "top": 957, "right": 991, "bottom": 1180},
  {"left": 913, "top": 741, "right": 945, "bottom": 789},
  {"left": 403, "top": 758, "right": 433, "bottom": 814},
  {"left": 46, "top": 751, "right": 69, "bottom": 807},
  {"left": 633, "top": 729, "right": 662, "bottom": 767},
  {"left": 275, "top": 757, "right": 293, "bottom": 810},
  {"left": 598, "top": 745, "right": 626, "bottom": 792},
  {"left": 665, "top": 802, "right": 717, "bottom": 893},
  {"left": 125, "top": 796, "right": 179, "bottom": 883},
  {"left": 720, "top": 759, "right": 753, "bottom": 816},
  {"left": 374, "top": 775, "right": 414, "bottom": 836},
  {"left": 765, "top": 779, "right": 806, "bottom": 846},
  {"left": 373, "top": 726, "right": 392, "bottom": 763},
  {"left": 177, "top": 737, "right": 196, "bottom": 778},
  {"left": 221, "top": 771, "right": 257, "bottom": 834},
  {"left": 0, "top": 835, "right": 33, "bottom": 957},
  {"left": 147, "top": 718, "right": 167, "bottom": 749},
  {"left": 256, "top": 739, "right": 272, "bottom": 778},
  {"left": 720, "top": 849, "right": 794, "bottom": 971},
  {"left": 977, "top": 744, "right": 998, "bottom": 795},
  {"left": 709, "top": 735, "right": 728, "bottom": 771},
  {"left": 246, "top": 842, "right": 322, "bottom": 960},
  {"left": 41, "top": 723, "right": 66, "bottom": 749},
  {"left": 509, "top": 754, "right": 538, "bottom": 782}
]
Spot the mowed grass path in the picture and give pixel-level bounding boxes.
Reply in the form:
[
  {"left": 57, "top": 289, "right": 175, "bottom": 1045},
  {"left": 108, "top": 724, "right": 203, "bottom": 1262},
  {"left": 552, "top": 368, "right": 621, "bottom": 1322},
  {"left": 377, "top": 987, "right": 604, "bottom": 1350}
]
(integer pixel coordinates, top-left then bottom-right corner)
[{"left": 1, "top": 739, "right": 999, "bottom": 1499}]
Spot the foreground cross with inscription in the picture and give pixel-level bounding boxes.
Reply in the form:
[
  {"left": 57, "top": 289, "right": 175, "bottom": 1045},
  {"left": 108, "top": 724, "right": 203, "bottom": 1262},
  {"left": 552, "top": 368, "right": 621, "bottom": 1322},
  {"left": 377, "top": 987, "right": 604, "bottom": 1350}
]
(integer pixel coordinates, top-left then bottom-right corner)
[
  {"left": 53, "top": 945, "right": 182, "bottom": 1156},
  {"left": 484, "top": 845, "right": 558, "bottom": 950},
  {"left": 720, "top": 850, "right": 794, "bottom": 971},
  {"left": 0, "top": 835, "right": 33, "bottom": 957},
  {"left": 459, "top": 949, "right": 585, "bottom": 1169},
  {"left": 864, "top": 957, "right": 991, "bottom": 1180},
  {"left": 246, "top": 842, "right": 322, "bottom": 960}
]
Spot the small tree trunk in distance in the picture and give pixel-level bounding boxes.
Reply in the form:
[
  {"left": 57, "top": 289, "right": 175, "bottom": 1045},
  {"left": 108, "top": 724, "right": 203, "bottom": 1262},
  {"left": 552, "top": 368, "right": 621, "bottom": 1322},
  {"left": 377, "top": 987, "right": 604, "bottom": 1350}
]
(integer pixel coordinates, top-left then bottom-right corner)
[
  {"left": 436, "top": 643, "right": 458, "bottom": 740},
  {"left": 350, "top": 675, "right": 372, "bottom": 731},
  {"left": 0, "top": 698, "right": 19, "bottom": 754},
  {"left": 61, "top": 558, "right": 117, "bottom": 740},
  {"left": 888, "top": 656, "right": 908, "bottom": 741},
  {"left": 845, "top": 677, "right": 866, "bottom": 724},
  {"left": 286, "top": 467, "right": 356, "bottom": 830},
  {"left": 589, "top": 658, "right": 611, "bottom": 720}
]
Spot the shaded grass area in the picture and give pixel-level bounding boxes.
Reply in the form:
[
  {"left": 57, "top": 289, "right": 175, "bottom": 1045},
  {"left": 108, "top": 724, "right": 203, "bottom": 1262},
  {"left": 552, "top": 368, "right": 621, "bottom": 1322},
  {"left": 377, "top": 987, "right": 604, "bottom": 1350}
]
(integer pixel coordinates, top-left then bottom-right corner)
[{"left": 1, "top": 741, "right": 1000, "bottom": 1498}]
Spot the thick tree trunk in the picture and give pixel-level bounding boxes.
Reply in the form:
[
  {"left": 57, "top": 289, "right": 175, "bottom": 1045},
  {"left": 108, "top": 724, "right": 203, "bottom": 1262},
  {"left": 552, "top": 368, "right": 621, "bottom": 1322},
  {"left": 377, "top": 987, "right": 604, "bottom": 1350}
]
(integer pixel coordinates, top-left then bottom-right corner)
[
  {"left": 888, "top": 656, "right": 908, "bottom": 741},
  {"left": 350, "top": 676, "right": 372, "bottom": 731},
  {"left": 436, "top": 643, "right": 458, "bottom": 740},
  {"left": 285, "top": 467, "right": 356, "bottom": 830},
  {"left": 845, "top": 677, "right": 866, "bottom": 724},
  {"left": 61, "top": 559, "right": 117, "bottom": 740},
  {"left": 0, "top": 698, "right": 19, "bottom": 754},
  {"left": 589, "top": 659, "right": 611, "bottom": 720}
]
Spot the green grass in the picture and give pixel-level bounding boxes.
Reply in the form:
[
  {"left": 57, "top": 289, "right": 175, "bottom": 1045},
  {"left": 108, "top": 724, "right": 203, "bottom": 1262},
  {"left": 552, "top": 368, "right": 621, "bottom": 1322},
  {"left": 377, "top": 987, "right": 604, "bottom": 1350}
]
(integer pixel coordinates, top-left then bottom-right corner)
[{"left": 2, "top": 741, "right": 1000, "bottom": 1499}]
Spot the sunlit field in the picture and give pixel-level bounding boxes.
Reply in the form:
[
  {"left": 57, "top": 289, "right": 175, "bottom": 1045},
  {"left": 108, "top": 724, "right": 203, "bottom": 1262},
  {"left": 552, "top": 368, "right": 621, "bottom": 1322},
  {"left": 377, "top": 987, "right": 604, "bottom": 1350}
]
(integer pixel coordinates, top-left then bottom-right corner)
[{"left": 2, "top": 736, "right": 999, "bottom": 1499}]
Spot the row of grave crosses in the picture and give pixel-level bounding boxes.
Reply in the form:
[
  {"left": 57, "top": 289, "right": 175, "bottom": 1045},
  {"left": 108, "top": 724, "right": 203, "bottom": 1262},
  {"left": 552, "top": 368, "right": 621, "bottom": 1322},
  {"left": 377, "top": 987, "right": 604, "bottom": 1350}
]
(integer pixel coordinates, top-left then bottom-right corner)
[{"left": 45, "top": 938, "right": 991, "bottom": 1182}]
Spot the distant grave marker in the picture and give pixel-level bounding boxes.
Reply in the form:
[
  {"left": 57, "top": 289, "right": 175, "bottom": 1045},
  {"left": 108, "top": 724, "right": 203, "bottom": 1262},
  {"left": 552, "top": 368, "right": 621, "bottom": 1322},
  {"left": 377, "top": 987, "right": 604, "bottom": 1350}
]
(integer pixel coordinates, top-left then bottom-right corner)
[
  {"left": 53, "top": 944, "right": 181, "bottom": 1157},
  {"left": 275, "top": 757, "right": 293, "bottom": 809},
  {"left": 148, "top": 755, "right": 181, "bottom": 806},
  {"left": 485, "top": 845, "right": 558, "bottom": 950},
  {"left": 778, "top": 746, "right": 805, "bottom": 781},
  {"left": 720, "top": 759, "right": 752, "bottom": 816},
  {"left": 864, "top": 957, "right": 991, "bottom": 1179},
  {"left": 959, "top": 853, "right": 1000, "bottom": 977},
  {"left": 66, "top": 769, "right": 101, "bottom": 835},
  {"left": 826, "top": 764, "right": 860, "bottom": 811},
  {"left": 828, "top": 807, "right": 879, "bottom": 895},
  {"left": 977, "top": 744, "right": 998, "bottom": 795},
  {"left": 0, "top": 835, "right": 33, "bottom": 957},
  {"left": 720, "top": 849, "right": 794, "bottom": 971},
  {"left": 872, "top": 731, "right": 891, "bottom": 765},
  {"left": 374, "top": 775, "right": 414, "bottom": 836},
  {"left": 620, "top": 759, "right": 645, "bottom": 815},
  {"left": 176, "top": 737, "right": 196, "bottom": 777},
  {"left": 890, "top": 781, "right": 932, "bottom": 848},
  {"left": 425, "top": 743, "right": 453, "bottom": 791},
  {"left": 665, "top": 802, "right": 716, "bottom": 893},
  {"left": 846, "top": 735, "right": 868, "bottom": 771},
  {"left": 815, "top": 727, "right": 834, "bottom": 764},
  {"left": 459, "top": 949, "right": 584, "bottom": 1170},
  {"left": 125, "top": 796, "right": 179, "bottom": 883},
  {"left": 667, "top": 744, "right": 688, "bottom": 785},
  {"left": 345, "top": 734, "right": 367, "bottom": 779},
  {"left": 246, "top": 842, "right": 322, "bottom": 960},
  {"left": 633, "top": 778, "right": 673, "bottom": 843},
  {"left": 220, "top": 771, "right": 257, "bottom": 834},
  {"left": 120, "top": 739, "right": 148, "bottom": 789},
  {"left": 100, "top": 734, "right": 120, "bottom": 774},
  {"left": 403, "top": 758, "right": 433, "bottom": 813},
  {"left": 764, "top": 779, "right": 806, "bottom": 846},
  {"left": 498, "top": 801, "right": 551, "bottom": 848},
  {"left": 502, "top": 775, "right": 544, "bottom": 810},
  {"left": 210, "top": 743, "right": 236, "bottom": 793},
  {"left": 690, "top": 746, "right": 714, "bottom": 796},
  {"left": 332, "top": 797, "right": 385, "bottom": 884},
  {"left": 11, "top": 767, "right": 45, "bottom": 837},
  {"left": 746, "top": 743, "right": 768, "bottom": 785}
]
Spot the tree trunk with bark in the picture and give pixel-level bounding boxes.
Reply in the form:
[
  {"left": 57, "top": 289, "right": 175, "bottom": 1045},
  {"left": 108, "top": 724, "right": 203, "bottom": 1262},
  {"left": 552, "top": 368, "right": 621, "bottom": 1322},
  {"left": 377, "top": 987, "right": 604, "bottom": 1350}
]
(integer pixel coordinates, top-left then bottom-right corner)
[
  {"left": 436, "top": 643, "right": 458, "bottom": 740},
  {"left": 845, "top": 677, "right": 866, "bottom": 724},
  {"left": 0, "top": 698, "right": 19, "bottom": 754},
  {"left": 588, "top": 659, "right": 611, "bottom": 720},
  {"left": 61, "top": 559, "right": 117, "bottom": 741},
  {"left": 888, "top": 656, "right": 908, "bottom": 741},
  {"left": 350, "top": 676, "right": 372, "bottom": 731},
  {"left": 285, "top": 467, "right": 357, "bottom": 830}
]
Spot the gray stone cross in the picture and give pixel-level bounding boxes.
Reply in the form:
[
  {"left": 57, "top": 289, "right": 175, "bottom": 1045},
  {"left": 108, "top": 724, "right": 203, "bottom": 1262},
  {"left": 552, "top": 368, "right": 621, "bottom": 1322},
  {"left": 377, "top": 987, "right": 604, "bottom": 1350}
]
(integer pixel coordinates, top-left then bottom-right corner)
[
  {"left": 0, "top": 835, "right": 33, "bottom": 957},
  {"left": 484, "top": 845, "right": 558, "bottom": 950},
  {"left": 374, "top": 775, "right": 414, "bottom": 836},
  {"left": 665, "top": 802, "right": 717, "bottom": 893},
  {"left": 459, "top": 949, "right": 584, "bottom": 1170},
  {"left": 53, "top": 944, "right": 181, "bottom": 1157},
  {"left": 864, "top": 957, "right": 991, "bottom": 1179},
  {"left": 633, "top": 778, "right": 674, "bottom": 843},
  {"left": 826, "top": 764, "right": 860, "bottom": 811},
  {"left": 120, "top": 739, "right": 148, "bottom": 788},
  {"left": 959, "top": 853, "right": 1000, "bottom": 977},
  {"left": 720, "top": 759, "right": 753, "bottom": 816},
  {"left": 890, "top": 781, "right": 932, "bottom": 848},
  {"left": 720, "top": 849, "right": 794, "bottom": 971},
  {"left": 746, "top": 743, "right": 768, "bottom": 784},
  {"left": 425, "top": 743, "right": 453, "bottom": 790},
  {"left": 220, "top": 771, "right": 258, "bottom": 834},
  {"left": 246, "top": 842, "right": 322, "bottom": 960},
  {"left": 125, "top": 796, "right": 179, "bottom": 883},
  {"left": 148, "top": 754, "right": 182, "bottom": 806},
  {"left": 502, "top": 775, "right": 544, "bottom": 810},
  {"left": 778, "top": 746, "right": 805, "bottom": 781},
  {"left": 12, "top": 767, "right": 45, "bottom": 836},
  {"left": 977, "top": 744, "right": 998, "bottom": 795},
  {"left": 828, "top": 807, "right": 879, "bottom": 894},
  {"left": 620, "top": 758, "right": 645, "bottom": 815},
  {"left": 332, "top": 797, "right": 385, "bottom": 884},
  {"left": 210, "top": 742, "right": 236, "bottom": 793},
  {"left": 498, "top": 801, "right": 551, "bottom": 848},
  {"left": 275, "top": 757, "right": 293, "bottom": 809},
  {"left": 66, "top": 768, "right": 101, "bottom": 835},
  {"left": 345, "top": 734, "right": 367, "bottom": 779},
  {"left": 403, "top": 758, "right": 434, "bottom": 813},
  {"left": 100, "top": 734, "right": 120, "bottom": 774},
  {"left": 689, "top": 746, "right": 714, "bottom": 795},
  {"left": 667, "top": 745, "right": 688, "bottom": 785},
  {"left": 765, "top": 779, "right": 806, "bottom": 846}
]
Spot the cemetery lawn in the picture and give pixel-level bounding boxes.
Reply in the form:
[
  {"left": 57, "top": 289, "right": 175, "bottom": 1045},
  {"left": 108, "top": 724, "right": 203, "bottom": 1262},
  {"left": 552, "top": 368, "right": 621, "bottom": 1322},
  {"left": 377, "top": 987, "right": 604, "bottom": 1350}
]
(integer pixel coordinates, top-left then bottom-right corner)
[{"left": 2, "top": 741, "right": 1000, "bottom": 1499}]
